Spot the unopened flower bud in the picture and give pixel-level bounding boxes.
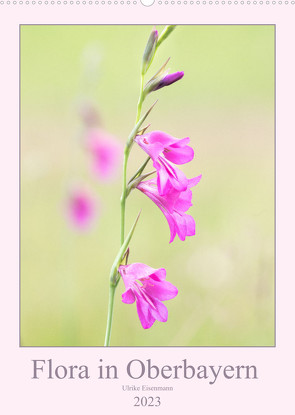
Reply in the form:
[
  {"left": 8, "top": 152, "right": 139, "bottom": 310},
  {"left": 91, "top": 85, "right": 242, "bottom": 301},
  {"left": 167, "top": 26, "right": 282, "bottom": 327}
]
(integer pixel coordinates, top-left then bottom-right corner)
[
  {"left": 153, "top": 71, "right": 184, "bottom": 90},
  {"left": 157, "top": 25, "right": 176, "bottom": 48},
  {"left": 142, "top": 28, "right": 158, "bottom": 75},
  {"left": 144, "top": 71, "right": 184, "bottom": 95}
]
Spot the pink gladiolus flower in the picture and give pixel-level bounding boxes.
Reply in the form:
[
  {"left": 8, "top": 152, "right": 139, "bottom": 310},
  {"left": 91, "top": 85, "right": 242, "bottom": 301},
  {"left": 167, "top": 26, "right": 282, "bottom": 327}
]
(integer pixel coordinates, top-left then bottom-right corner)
[
  {"left": 137, "top": 175, "right": 202, "bottom": 243},
  {"left": 134, "top": 131, "right": 194, "bottom": 195},
  {"left": 66, "top": 187, "right": 97, "bottom": 231},
  {"left": 87, "top": 128, "right": 122, "bottom": 181},
  {"left": 119, "top": 263, "right": 178, "bottom": 329}
]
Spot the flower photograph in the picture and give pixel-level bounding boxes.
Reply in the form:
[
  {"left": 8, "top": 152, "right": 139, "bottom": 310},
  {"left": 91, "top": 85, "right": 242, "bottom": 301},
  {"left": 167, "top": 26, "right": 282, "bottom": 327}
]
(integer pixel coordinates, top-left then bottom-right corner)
[{"left": 21, "top": 25, "right": 274, "bottom": 346}]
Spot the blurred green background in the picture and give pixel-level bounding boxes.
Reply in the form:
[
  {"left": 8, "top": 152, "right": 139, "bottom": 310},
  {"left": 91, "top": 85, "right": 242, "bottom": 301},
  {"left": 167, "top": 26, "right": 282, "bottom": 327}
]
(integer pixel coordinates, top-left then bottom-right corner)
[{"left": 21, "top": 25, "right": 274, "bottom": 346}]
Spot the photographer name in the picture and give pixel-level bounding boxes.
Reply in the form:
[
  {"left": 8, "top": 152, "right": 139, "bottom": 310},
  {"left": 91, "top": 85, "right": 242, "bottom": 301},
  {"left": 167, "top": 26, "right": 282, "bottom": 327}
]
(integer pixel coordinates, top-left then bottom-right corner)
[{"left": 31, "top": 358, "right": 257, "bottom": 385}]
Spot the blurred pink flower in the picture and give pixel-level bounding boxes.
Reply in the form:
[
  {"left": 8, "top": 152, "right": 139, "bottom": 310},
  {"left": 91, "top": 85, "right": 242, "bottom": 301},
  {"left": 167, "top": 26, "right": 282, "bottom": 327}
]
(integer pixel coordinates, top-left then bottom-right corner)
[
  {"left": 87, "top": 128, "right": 122, "bottom": 181},
  {"left": 137, "top": 175, "right": 202, "bottom": 243},
  {"left": 119, "top": 263, "right": 178, "bottom": 329},
  {"left": 134, "top": 131, "right": 194, "bottom": 195},
  {"left": 66, "top": 187, "right": 97, "bottom": 231}
]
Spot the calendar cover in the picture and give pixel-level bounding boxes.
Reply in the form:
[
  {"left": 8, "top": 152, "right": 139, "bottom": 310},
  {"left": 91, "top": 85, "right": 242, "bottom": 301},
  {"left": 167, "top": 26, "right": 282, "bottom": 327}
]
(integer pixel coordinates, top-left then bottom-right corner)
[{"left": 0, "top": 5, "right": 293, "bottom": 414}]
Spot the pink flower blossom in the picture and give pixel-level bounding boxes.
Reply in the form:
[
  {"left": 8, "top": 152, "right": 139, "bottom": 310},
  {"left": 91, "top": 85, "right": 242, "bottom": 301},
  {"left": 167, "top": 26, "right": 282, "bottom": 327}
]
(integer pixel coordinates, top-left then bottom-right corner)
[
  {"left": 119, "top": 263, "right": 178, "bottom": 329},
  {"left": 134, "top": 131, "right": 194, "bottom": 195},
  {"left": 87, "top": 128, "right": 122, "bottom": 181},
  {"left": 66, "top": 187, "right": 97, "bottom": 231},
  {"left": 137, "top": 175, "right": 201, "bottom": 243}
]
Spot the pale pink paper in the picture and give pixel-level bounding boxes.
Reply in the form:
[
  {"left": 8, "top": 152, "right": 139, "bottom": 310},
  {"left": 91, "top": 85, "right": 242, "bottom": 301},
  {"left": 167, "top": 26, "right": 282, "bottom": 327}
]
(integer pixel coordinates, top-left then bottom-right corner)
[{"left": 0, "top": 6, "right": 294, "bottom": 414}]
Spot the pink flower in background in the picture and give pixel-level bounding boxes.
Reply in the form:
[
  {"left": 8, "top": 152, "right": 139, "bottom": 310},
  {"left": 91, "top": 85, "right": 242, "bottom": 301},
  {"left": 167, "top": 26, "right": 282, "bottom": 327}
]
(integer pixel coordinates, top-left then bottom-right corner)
[
  {"left": 137, "top": 175, "right": 202, "bottom": 243},
  {"left": 134, "top": 131, "right": 194, "bottom": 195},
  {"left": 87, "top": 128, "right": 122, "bottom": 181},
  {"left": 67, "top": 187, "right": 97, "bottom": 231},
  {"left": 119, "top": 263, "right": 178, "bottom": 329}
]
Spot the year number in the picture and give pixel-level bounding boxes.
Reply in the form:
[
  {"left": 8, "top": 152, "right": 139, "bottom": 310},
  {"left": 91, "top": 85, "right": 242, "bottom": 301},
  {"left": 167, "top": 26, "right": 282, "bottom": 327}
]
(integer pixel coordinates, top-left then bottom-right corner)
[{"left": 134, "top": 396, "right": 161, "bottom": 407}]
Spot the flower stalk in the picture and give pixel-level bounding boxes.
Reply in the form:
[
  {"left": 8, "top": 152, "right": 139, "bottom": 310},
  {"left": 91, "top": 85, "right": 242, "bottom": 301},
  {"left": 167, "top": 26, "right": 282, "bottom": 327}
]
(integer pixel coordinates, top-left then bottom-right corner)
[
  {"left": 104, "top": 210, "right": 141, "bottom": 346},
  {"left": 136, "top": 74, "right": 145, "bottom": 124},
  {"left": 120, "top": 147, "right": 130, "bottom": 245},
  {"left": 104, "top": 49, "right": 151, "bottom": 346},
  {"left": 104, "top": 284, "right": 116, "bottom": 347},
  {"left": 104, "top": 25, "right": 189, "bottom": 346}
]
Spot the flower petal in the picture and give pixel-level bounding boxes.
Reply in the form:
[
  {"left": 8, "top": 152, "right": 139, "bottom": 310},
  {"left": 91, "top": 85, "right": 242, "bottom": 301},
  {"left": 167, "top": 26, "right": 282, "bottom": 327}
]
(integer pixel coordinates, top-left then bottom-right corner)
[
  {"left": 173, "top": 212, "right": 196, "bottom": 240},
  {"left": 164, "top": 138, "right": 194, "bottom": 165},
  {"left": 144, "top": 279, "right": 178, "bottom": 301},
  {"left": 169, "top": 136, "right": 190, "bottom": 148},
  {"left": 172, "top": 211, "right": 187, "bottom": 241},
  {"left": 134, "top": 135, "right": 164, "bottom": 161},
  {"left": 156, "top": 162, "right": 172, "bottom": 196},
  {"left": 149, "top": 297, "right": 168, "bottom": 322},
  {"left": 158, "top": 158, "right": 188, "bottom": 194},
  {"left": 150, "top": 268, "right": 167, "bottom": 282},
  {"left": 184, "top": 214, "right": 196, "bottom": 237},
  {"left": 135, "top": 292, "right": 156, "bottom": 329},
  {"left": 164, "top": 145, "right": 194, "bottom": 165},
  {"left": 188, "top": 174, "right": 202, "bottom": 188},
  {"left": 119, "top": 263, "right": 166, "bottom": 287},
  {"left": 147, "top": 131, "right": 179, "bottom": 147},
  {"left": 122, "top": 288, "right": 135, "bottom": 304},
  {"left": 173, "top": 187, "right": 193, "bottom": 213},
  {"left": 162, "top": 209, "right": 177, "bottom": 243}
]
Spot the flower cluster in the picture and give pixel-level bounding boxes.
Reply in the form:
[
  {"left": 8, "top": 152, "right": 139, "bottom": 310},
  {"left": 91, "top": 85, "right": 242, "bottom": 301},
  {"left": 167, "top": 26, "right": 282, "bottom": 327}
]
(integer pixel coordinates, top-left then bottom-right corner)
[
  {"left": 120, "top": 131, "right": 201, "bottom": 328},
  {"left": 120, "top": 115, "right": 201, "bottom": 330},
  {"left": 105, "top": 26, "right": 202, "bottom": 342},
  {"left": 135, "top": 131, "right": 201, "bottom": 243}
]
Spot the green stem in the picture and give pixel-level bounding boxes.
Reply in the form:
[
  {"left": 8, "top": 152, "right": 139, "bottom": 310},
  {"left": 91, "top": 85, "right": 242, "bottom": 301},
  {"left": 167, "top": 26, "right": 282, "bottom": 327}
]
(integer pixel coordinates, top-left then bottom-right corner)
[
  {"left": 136, "top": 74, "right": 144, "bottom": 123},
  {"left": 104, "top": 284, "right": 115, "bottom": 346},
  {"left": 104, "top": 72, "right": 146, "bottom": 347},
  {"left": 120, "top": 146, "right": 130, "bottom": 245}
]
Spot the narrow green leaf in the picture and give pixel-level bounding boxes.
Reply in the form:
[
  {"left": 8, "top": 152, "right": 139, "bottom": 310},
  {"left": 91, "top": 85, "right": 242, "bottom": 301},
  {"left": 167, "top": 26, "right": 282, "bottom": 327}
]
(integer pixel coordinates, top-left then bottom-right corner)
[
  {"left": 109, "top": 210, "right": 142, "bottom": 284},
  {"left": 126, "top": 100, "right": 158, "bottom": 148}
]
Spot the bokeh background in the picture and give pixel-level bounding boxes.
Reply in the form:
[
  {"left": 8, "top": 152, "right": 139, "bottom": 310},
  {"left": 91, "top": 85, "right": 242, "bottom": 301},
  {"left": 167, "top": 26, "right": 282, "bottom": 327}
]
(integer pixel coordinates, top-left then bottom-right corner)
[{"left": 21, "top": 25, "right": 274, "bottom": 346}]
